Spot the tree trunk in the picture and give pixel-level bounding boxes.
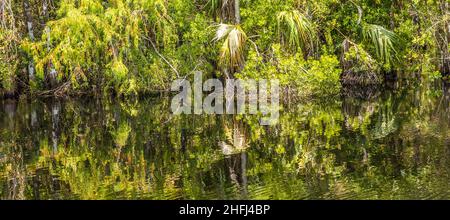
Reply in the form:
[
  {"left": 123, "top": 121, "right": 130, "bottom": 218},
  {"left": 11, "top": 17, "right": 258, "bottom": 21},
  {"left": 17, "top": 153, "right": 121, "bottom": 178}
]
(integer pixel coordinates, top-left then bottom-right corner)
[
  {"left": 42, "top": 0, "right": 57, "bottom": 86},
  {"left": 42, "top": 0, "right": 48, "bottom": 23},
  {"left": 23, "top": 0, "right": 35, "bottom": 81},
  {"left": 234, "top": 0, "right": 240, "bottom": 24},
  {"left": 444, "top": 0, "right": 450, "bottom": 77}
]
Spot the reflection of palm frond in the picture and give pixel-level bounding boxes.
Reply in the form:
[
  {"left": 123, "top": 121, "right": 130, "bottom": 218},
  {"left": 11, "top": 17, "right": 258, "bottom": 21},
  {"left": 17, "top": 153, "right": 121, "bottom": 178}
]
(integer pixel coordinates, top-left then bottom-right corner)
[
  {"left": 371, "top": 118, "right": 397, "bottom": 140},
  {"left": 277, "top": 10, "right": 317, "bottom": 56},
  {"left": 213, "top": 23, "right": 247, "bottom": 73},
  {"left": 362, "top": 24, "right": 400, "bottom": 65}
]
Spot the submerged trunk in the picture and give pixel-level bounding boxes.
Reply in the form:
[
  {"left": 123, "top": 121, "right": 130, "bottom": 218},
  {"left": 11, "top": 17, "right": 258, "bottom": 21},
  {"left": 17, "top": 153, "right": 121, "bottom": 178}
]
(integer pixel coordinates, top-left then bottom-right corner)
[
  {"left": 51, "top": 101, "right": 60, "bottom": 153},
  {"left": 240, "top": 152, "right": 248, "bottom": 198},
  {"left": 23, "top": 0, "right": 35, "bottom": 81}
]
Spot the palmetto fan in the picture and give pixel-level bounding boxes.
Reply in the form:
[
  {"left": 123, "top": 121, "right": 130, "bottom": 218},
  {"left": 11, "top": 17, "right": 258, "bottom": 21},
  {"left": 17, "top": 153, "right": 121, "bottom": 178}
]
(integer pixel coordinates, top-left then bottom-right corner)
[
  {"left": 362, "top": 24, "right": 400, "bottom": 65},
  {"left": 213, "top": 23, "right": 247, "bottom": 75},
  {"left": 277, "top": 10, "right": 318, "bottom": 56}
]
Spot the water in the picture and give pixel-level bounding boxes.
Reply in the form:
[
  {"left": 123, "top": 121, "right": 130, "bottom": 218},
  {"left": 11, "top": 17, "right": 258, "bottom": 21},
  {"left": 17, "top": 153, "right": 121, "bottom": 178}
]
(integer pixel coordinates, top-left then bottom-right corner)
[{"left": 0, "top": 81, "right": 448, "bottom": 200}]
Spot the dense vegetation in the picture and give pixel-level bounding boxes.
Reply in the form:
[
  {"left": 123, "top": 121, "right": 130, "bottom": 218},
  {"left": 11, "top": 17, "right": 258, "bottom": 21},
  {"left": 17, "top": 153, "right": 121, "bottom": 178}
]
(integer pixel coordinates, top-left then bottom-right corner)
[
  {"left": 1, "top": 81, "right": 448, "bottom": 199},
  {"left": 1, "top": 0, "right": 449, "bottom": 200},
  {"left": 0, "top": 0, "right": 449, "bottom": 98}
]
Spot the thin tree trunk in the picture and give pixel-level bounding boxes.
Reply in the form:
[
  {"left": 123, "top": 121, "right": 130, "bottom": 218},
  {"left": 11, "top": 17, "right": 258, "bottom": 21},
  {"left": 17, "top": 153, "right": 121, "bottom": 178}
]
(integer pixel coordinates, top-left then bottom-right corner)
[
  {"left": 42, "top": 0, "right": 48, "bottom": 23},
  {"left": 23, "top": 0, "right": 34, "bottom": 43},
  {"left": 42, "top": 0, "right": 57, "bottom": 87},
  {"left": 234, "top": 0, "right": 240, "bottom": 24},
  {"left": 442, "top": 0, "right": 450, "bottom": 76},
  {"left": 23, "top": 0, "right": 35, "bottom": 81},
  {"left": 389, "top": 4, "right": 395, "bottom": 30}
]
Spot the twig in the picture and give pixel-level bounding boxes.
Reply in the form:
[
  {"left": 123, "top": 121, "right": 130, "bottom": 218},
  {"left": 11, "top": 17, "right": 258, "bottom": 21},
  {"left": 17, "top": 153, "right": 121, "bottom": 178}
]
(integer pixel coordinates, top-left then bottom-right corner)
[
  {"left": 248, "top": 39, "right": 261, "bottom": 57},
  {"left": 143, "top": 34, "right": 181, "bottom": 78}
]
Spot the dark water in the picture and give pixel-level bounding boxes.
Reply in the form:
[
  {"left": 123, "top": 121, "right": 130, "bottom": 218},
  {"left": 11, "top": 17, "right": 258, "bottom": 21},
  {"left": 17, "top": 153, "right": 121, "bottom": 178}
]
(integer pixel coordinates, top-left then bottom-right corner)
[{"left": 0, "top": 81, "right": 449, "bottom": 200}]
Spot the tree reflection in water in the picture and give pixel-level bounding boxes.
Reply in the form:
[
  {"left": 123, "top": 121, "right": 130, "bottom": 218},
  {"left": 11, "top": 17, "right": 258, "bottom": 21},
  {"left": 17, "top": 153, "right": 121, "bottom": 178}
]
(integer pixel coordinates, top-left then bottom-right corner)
[{"left": 0, "top": 81, "right": 448, "bottom": 199}]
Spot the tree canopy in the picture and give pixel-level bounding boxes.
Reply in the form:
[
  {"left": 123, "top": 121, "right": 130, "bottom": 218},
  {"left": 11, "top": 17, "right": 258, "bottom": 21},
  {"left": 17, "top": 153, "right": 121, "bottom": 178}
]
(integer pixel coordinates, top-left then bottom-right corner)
[{"left": 0, "top": 0, "right": 449, "bottom": 98}]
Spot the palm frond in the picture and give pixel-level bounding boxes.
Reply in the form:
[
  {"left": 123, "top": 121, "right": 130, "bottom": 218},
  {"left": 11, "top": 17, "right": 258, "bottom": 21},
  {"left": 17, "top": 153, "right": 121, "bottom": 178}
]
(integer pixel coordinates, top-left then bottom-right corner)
[
  {"left": 207, "top": 0, "right": 233, "bottom": 22},
  {"left": 277, "top": 10, "right": 318, "bottom": 56},
  {"left": 340, "top": 39, "right": 382, "bottom": 85},
  {"left": 213, "top": 23, "right": 247, "bottom": 73},
  {"left": 362, "top": 24, "right": 400, "bottom": 65},
  {"left": 207, "top": 0, "right": 221, "bottom": 17}
]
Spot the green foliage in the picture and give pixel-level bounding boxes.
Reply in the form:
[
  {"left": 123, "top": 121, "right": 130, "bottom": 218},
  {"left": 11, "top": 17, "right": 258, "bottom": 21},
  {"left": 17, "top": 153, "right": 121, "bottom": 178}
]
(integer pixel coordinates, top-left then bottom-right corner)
[
  {"left": 0, "top": 28, "right": 18, "bottom": 93},
  {"left": 111, "top": 121, "right": 132, "bottom": 147},
  {"left": 298, "top": 54, "right": 342, "bottom": 96},
  {"left": 341, "top": 39, "right": 382, "bottom": 85},
  {"left": 0, "top": 0, "right": 20, "bottom": 94},
  {"left": 1, "top": 0, "right": 449, "bottom": 96},
  {"left": 277, "top": 10, "right": 318, "bottom": 56},
  {"left": 362, "top": 24, "right": 400, "bottom": 66},
  {"left": 1, "top": 79, "right": 447, "bottom": 199},
  {"left": 238, "top": 44, "right": 341, "bottom": 98},
  {"left": 23, "top": 0, "right": 179, "bottom": 95}
]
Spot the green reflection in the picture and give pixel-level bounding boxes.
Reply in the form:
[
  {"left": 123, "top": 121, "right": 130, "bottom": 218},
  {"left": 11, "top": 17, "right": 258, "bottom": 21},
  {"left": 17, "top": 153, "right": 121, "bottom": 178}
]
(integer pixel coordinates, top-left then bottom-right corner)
[{"left": 0, "top": 81, "right": 449, "bottom": 200}]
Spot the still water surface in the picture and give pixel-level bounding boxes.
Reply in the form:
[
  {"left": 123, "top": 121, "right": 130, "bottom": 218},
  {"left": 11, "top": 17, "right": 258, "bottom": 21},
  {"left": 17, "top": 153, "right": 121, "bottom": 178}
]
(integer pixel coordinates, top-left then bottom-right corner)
[{"left": 0, "top": 81, "right": 449, "bottom": 199}]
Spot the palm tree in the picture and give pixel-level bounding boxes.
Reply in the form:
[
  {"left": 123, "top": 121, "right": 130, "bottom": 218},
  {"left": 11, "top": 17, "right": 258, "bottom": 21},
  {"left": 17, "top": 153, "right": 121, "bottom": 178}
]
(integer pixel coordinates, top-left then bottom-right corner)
[
  {"left": 210, "top": 0, "right": 247, "bottom": 78},
  {"left": 277, "top": 10, "right": 318, "bottom": 57},
  {"left": 340, "top": 24, "right": 399, "bottom": 85},
  {"left": 361, "top": 23, "right": 400, "bottom": 66},
  {"left": 213, "top": 23, "right": 247, "bottom": 77},
  {"left": 340, "top": 38, "right": 381, "bottom": 85},
  {"left": 340, "top": 2, "right": 401, "bottom": 85},
  {"left": 208, "top": 0, "right": 240, "bottom": 24}
]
